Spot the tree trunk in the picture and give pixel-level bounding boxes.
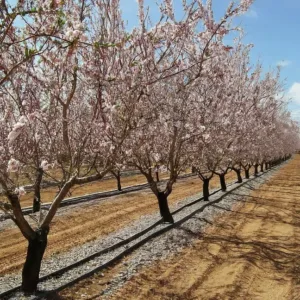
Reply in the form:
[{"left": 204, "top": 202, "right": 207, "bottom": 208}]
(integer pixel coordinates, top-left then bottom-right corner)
[
  {"left": 33, "top": 168, "right": 43, "bottom": 213},
  {"left": 260, "top": 164, "right": 264, "bottom": 172},
  {"left": 22, "top": 227, "right": 49, "bottom": 294},
  {"left": 155, "top": 171, "right": 159, "bottom": 182},
  {"left": 265, "top": 162, "right": 268, "bottom": 170},
  {"left": 203, "top": 178, "right": 210, "bottom": 201},
  {"left": 254, "top": 164, "right": 259, "bottom": 176},
  {"left": 116, "top": 171, "right": 122, "bottom": 191},
  {"left": 157, "top": 192, "right": 174, "bottom": 223},
  {"left": 233, "top": 168, "right": 243, "bottom": 183},
  {"left": 245, "top": 169, "right": 250, "bottom": 179},
  {"left": 219, "top": 174, "right": 226, "bottom": 191},
  {"left": 32, "top": 198, "right": 40, "bottom": 214}
]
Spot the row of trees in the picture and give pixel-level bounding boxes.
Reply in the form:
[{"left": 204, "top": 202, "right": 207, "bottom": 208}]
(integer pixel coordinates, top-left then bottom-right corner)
[{"left": 0, "top": 0, "right": 299, "bottom": 294}]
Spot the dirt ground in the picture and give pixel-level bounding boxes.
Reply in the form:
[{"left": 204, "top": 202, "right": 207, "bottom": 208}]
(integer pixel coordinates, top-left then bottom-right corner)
[
  {"left": 110, "top": 159, "right": 300, "bottom": 300},
  {"left": 0, "top": 172, "right": 236, "bottom": 276},
  {"left": 18, "top": 172, "right": 161, "bottom": 208},
  {"left": 60, "top": 158, "right": 300, "bottom": 300}
]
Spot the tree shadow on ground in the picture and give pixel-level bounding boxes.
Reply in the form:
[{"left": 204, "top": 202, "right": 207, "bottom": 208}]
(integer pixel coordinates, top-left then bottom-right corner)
[
  {"left": 33, "top": 187, "right": 300, "bottom": 300},
  {"left": 175, "top": 192, "right": 300, "bottom": 300}
]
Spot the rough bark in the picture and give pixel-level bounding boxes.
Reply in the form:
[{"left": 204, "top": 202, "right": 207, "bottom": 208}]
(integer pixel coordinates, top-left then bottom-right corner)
[
  {"left": 22, "top": 227, "right": 49, "bottom": 294},
  {"left": 203, "top": 178, "right": 210, "bottom": 201},
  {"left": 219, "top": 174, "right": 226, "bottom": 191},
  {"left": 157, "top": 192, "right": 174, "bottom": 223}
]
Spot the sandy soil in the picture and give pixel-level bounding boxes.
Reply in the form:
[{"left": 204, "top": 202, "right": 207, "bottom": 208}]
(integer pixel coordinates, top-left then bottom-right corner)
[
  {"left": 107, "top": 159, "right": 300, "bottom": 300},
  {"left": 18, "top": 173, "right": 160, "bottom": 208},
  {"left": 59, "top": 158, "right": 300, "bottom": 300},
  {"left": 0, "top": 172, "right": 236, "bottom": 276},
  {"left": 4, "top": 170, "right": 177, "bottom": 208}
]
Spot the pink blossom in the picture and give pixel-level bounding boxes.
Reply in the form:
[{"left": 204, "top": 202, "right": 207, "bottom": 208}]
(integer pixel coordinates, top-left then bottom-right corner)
[
  {"left": 7, "top": 158, "right": 20, "bottom": 173},
  {"left": 15, "top": 187, "right": 26, "bottom": 197},
  {"left": 41, "top": 160, "right": 50, "bottom": 171}
]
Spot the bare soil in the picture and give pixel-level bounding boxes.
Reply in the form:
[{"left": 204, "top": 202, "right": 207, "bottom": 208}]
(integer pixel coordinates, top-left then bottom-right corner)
[
  {"left": 0, "top": 172, "right": 236, "bottom": 276},
  {"left": 18, "top": 173, "right": 162, "bottom": 208},
  {"left": 60, "top": 158, "right": 300, "bottom": 300}
]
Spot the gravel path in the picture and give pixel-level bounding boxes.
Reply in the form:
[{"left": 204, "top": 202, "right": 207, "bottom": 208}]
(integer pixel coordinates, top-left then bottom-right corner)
[{"left": 0, "top": 165, "right": 282, "bottom": 299}]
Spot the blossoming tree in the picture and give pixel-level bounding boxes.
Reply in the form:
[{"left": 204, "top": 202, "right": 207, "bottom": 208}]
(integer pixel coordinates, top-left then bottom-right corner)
[{"left": 0, "top": 0, "right": 299, "bottom": 295}]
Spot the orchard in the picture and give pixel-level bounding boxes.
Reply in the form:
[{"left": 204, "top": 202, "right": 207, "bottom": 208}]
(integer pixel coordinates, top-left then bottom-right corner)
[{"left": 0, "top": 0, "right": 299, "bottom": 295}]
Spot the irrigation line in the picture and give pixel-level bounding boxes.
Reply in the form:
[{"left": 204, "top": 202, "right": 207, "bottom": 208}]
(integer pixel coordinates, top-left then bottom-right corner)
[
  {"left": 1, "top": 173, "right": 197, "bottom": 220},
  {"left": 0, "top": 161, "right": 286, "bottom": 299},
  {"left": 21, "top": 170, "right": 142, "bottom": 191}
]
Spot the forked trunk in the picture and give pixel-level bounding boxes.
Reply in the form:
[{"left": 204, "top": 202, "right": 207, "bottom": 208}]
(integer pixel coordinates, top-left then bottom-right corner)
[
  {"left": 203, "top": 178, "right": 210, "bottom": 201},
  {"left": 254, "top": 164, "right": 259, "bottom": 176},
  {"left": 245, "top": 169, "right": 250, "bottom": 179},
  {"left": 22, "top": 227, "right": 49, "bottom": 294},
  {"left": 219, "top": 174, "right": 226, "bottom": 191},
  {"left": 157, "top": 192, "right": 174, "bottom": 223}
]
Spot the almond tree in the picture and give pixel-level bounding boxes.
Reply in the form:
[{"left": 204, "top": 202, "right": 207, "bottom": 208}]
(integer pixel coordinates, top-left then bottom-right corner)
[
  {"left": 122, "top": 0, "right": 255, "bottom": 220},
  {"left": 188, "top": 39, "right": 251, "bottom": 197},
  {"left": 190, "top": 38, "right": 300, "bottom": 198},
  {"left": 1, "top": 0, "right": 299, "bottom": 295},
  {"left": 0, "top": 0, "right": 133, "bottom": 292}
]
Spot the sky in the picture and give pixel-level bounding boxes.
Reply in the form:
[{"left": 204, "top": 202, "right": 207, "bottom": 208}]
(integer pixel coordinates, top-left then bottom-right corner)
[{"left": 119, "top": 0, "right": 300, "bottom": 121}]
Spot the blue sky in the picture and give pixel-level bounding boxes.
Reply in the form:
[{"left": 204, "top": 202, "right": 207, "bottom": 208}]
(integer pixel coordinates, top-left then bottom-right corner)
[{"left": 119, "top": 0, "right": 300, "bottom": 121}]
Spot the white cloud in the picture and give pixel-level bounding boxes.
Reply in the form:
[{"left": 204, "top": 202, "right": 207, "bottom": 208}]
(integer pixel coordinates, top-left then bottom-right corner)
[
  {"left": 244, "top": 9, "right": 258, "bottom": 18},
  {"left": 276, "top": 60, "right": 292, "bottom": 68},
  {"left": 287, "top": 82, "right": 300, "bottom": 105}
]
